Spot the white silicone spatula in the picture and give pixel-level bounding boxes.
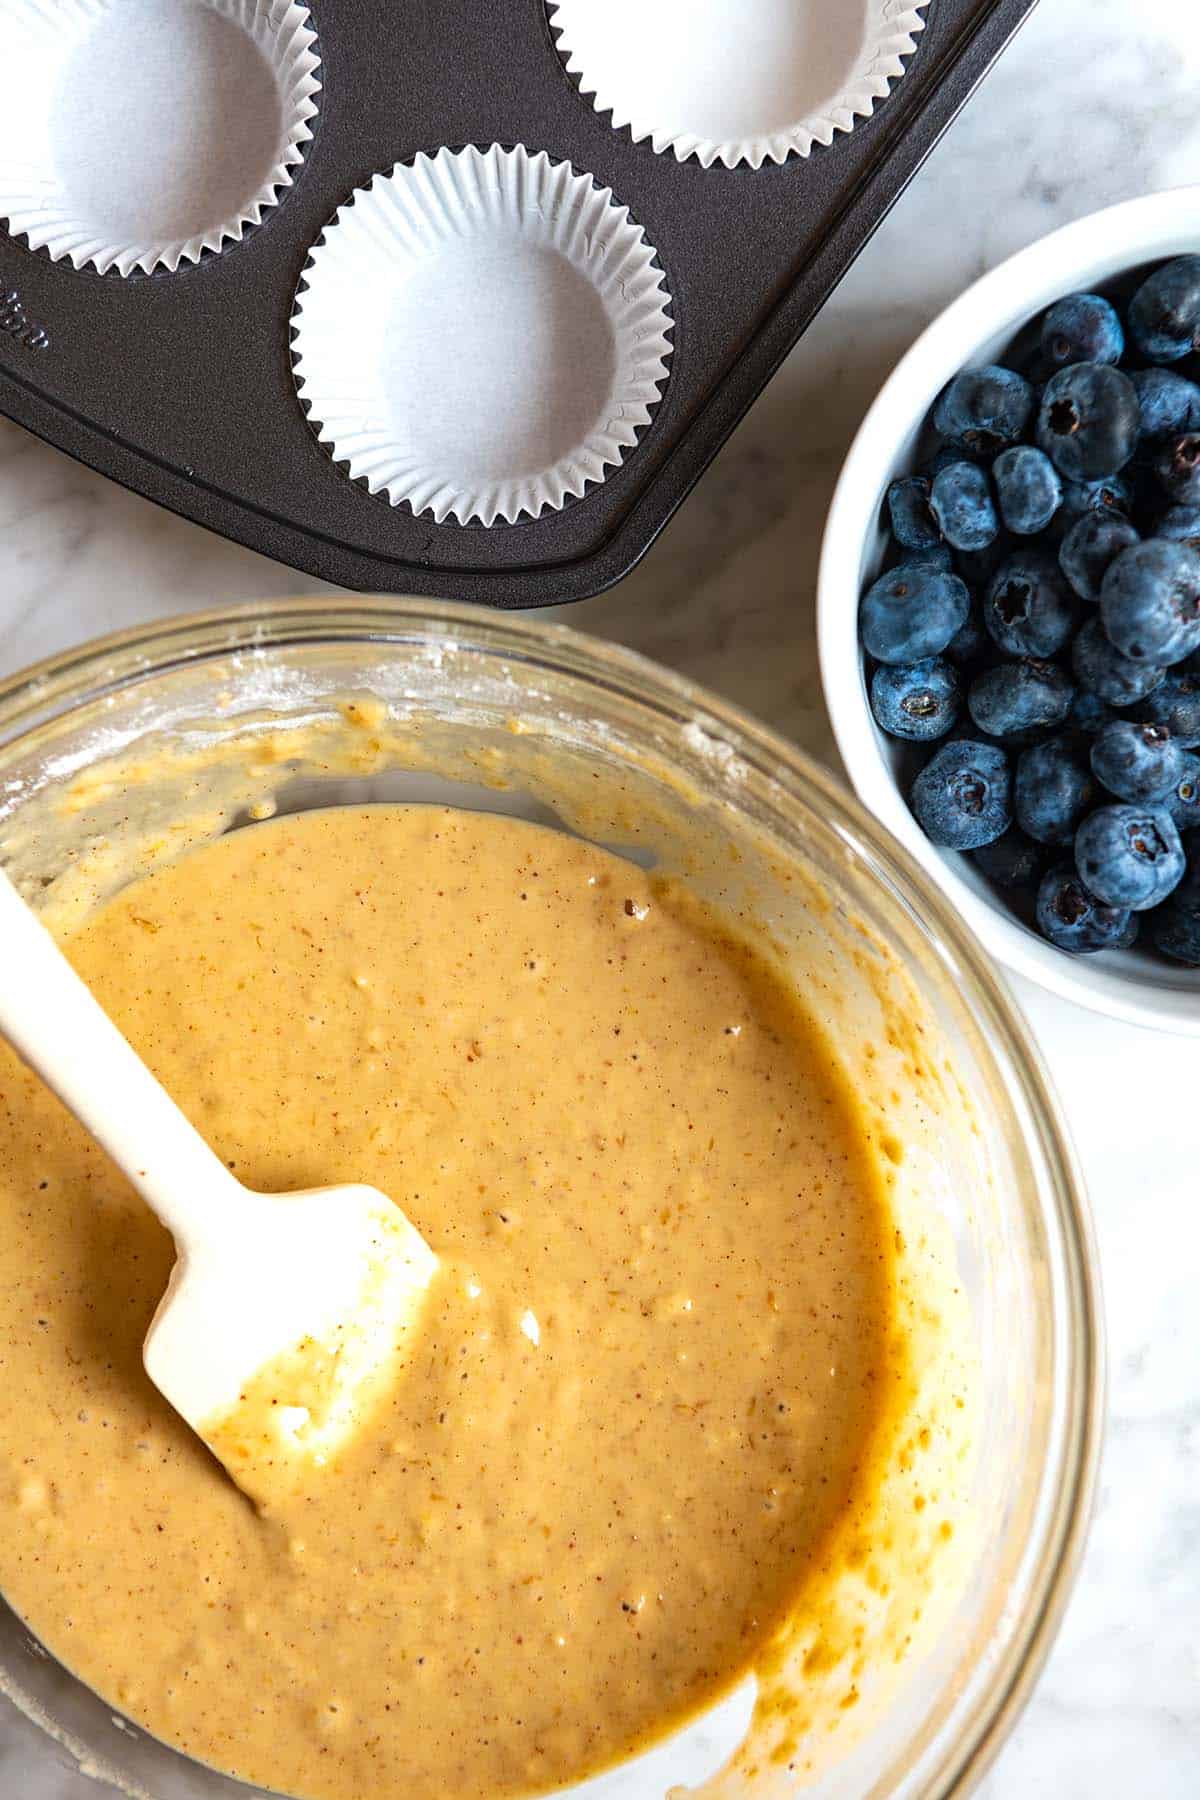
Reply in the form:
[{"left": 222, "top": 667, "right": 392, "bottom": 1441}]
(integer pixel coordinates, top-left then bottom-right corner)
[{"left": 0, "top": 869, "right": 438, "bottom": 1495}]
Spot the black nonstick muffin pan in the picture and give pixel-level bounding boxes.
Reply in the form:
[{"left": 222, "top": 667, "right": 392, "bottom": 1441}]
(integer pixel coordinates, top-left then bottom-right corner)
[{"left": 0, "top": 0, "right": 1038, "bottom": 607}]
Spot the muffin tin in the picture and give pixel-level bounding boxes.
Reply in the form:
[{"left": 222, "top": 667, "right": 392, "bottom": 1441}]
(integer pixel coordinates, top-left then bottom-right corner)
[{"left": 0, "top": 0, "right": 1037, "bottom": 607}]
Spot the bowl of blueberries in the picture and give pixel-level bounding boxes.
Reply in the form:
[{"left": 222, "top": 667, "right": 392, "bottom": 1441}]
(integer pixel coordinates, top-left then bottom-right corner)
[{"left": 819, "top": 186, "right": 1200, "bottom": 1032}]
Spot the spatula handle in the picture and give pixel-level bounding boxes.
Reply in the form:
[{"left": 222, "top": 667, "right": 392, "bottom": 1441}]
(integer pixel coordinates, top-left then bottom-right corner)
[{"left": 0, "top": 869, "right": 241, "bottom": 1247}]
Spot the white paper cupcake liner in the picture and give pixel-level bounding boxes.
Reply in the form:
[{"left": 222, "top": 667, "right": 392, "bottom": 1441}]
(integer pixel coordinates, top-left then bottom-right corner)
[
  {"left": 548, "top": 0, "right": 929, "bottom": 170},
  {"left": 291, "top": 144, "right": 674, "bottom": 529},
  {"left": 0, "top": 0, "right": 320, "bottom": 277}
]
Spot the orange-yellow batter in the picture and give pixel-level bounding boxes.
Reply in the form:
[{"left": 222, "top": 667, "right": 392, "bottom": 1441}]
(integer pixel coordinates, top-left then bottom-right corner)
[{"left": 0, "top": 805, "right": 906, "bottom": 1799}]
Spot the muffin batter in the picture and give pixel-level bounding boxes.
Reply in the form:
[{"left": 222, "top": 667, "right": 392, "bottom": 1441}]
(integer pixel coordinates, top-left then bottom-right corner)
[{"left": 0, "top": 805, "right": 906, "bottom": 1800}]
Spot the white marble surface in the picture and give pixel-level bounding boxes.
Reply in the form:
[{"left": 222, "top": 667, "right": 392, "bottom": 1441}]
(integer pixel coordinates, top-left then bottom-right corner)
[{"left": 0, "top": 0, "right": 1197, "bottom": 1792}]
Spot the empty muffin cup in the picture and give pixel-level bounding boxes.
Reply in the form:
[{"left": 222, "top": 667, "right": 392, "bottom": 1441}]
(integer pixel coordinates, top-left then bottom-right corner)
[
  {"left": 548, "top": 0, "right": 929, "bottom": 169},
  {"left": 290, "top": 143, "right": 674, "bottom": 528},
  {"left": 0, "top": 0, "right": 321, "bottom": 277}
]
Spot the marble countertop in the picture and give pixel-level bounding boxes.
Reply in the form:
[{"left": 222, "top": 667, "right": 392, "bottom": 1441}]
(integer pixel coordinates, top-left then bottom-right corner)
[{"left": 0, "top": 0, "right": 1196, "bottom": 1793}]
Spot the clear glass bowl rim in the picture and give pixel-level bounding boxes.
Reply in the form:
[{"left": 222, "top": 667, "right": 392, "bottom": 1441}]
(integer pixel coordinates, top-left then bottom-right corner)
[{"left": 0, "top": 596, "right": 1104, "bottom": 1800}]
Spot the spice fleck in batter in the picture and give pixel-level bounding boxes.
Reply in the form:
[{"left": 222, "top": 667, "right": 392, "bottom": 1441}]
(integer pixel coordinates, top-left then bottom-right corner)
[{"left": 0, "top": 806, "right": 905, "bottom": 1799}]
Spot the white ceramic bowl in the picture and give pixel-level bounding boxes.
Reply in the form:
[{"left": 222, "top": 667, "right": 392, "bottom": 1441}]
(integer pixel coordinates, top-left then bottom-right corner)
[{"left": 819, "top": 185, "right": 1200, "bottom": 1035}]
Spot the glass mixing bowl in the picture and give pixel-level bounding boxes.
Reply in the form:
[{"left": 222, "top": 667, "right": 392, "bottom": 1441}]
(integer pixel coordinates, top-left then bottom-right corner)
[{"left": 0, "top": 600, "right": 1101, "bottom": 1800}]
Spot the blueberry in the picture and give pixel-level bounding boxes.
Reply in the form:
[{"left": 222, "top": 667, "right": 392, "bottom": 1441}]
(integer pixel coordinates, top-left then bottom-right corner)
[
  {"left": 1127, "top": 669, "right": 1200, "bottom": 747},
  {"left": 1058, "top": 472, "right": 1135, "bottom": 522},
  {"left": 992, "top": 446, "right": 1062, "bottom": 535},
  {"left": 1090, "top": 719, "right": 1182, "bottom": 803},
  {"left": 1040, "top": 293, "right": 1124, "bottom": 369},
  {"left": 892, "top": 544, "right": 955, "bottom": 574},
  {"left": 943, "top": 600, "right": 989, "bottom": 667},
  {"left": 922, "top": 445, "right": 982, "bottom": 480},
  {"left": 972, "top": 829, "right": 1046, "bottom": 891},
  {"left": 954, "top": 537, "right": 1012, "bottom": 587},
  {"left": 1128, "top": 255, "right": 1200, "bottom": 363},
  {"left": 1152, "top": 902, "right": 1200, "bottom": 963},
  {"left": 1150, "top": 844, "right": 1200, "bottom": 963},
  {"left": 1058, "top": 512, "right": 1140, "bottom": 601},
  {"left": 1164, "top": 752, "right": 1200, "bottom": 833},
  {"left": 1153, "top": 913, "right": 1200, "bottom": 962},
  {"left": 1015, "top": 736, "right": 1096, "bottom": 845},
  {"left": 1100, "top": 540, "right": 1200, "bottom": 665},
  {"left": 860, "top": 565, "right": 970, "bottom": 665},
  {"left": 887, "top": 476, "right": 942, "bottom": 551},
  {"left": 1075, "top": 804, "right": 1185, "bottom": 909},
  {"left": 1036, "top": 363, "right": 1140, "bottom": 481},
  {"left": 982, "top": 551, "right": 1077, "bottom": 657},
  {"left": 1155, "top": 505, "right": 1200, "bottom": 554},
  {"left": 929, "top": 461, "right": 999, "bottom": 552},
  {"left": 870, "top": 658, "right": 961, "bottom": 742},
  {"left": 1072, "top": 617, "right": 1165, "bottom": 705},
  {"left": 860, "top": 271, "right": 1200, "bottom": 968},
  {"left": 934, "top": 366, "right": 1034, "bottom": 454},
  {"left": 911, "top": 739, "right": 1012, "bottom": 849},
  {"left": 967, "top": 658, "right": 1073, "bottom": 740},
  {"left": 1035, "top": 864, "right": 1134, "bottom": 953},
  {"left": 1066, "top": 687, "right": 1117, "bottom": 737},
  {"left": 1154, "top": 433, "right": 1200, "bottom": 505},
  {"left": 1131, "top": 368, "right": 1200, "bottom": 443}
]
